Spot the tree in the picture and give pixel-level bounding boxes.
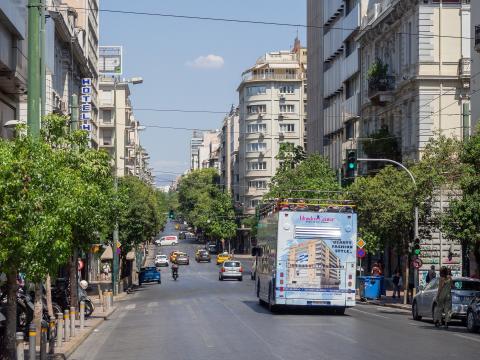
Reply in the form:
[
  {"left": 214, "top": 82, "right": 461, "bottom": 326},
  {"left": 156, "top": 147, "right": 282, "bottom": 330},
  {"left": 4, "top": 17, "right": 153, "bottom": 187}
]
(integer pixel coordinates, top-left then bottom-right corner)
[
  {"left": 266, "top": 154, "right": 340, "bottom": 199},
  {"left": 442, "top": 131, "right": 480, "bottom": 273}
]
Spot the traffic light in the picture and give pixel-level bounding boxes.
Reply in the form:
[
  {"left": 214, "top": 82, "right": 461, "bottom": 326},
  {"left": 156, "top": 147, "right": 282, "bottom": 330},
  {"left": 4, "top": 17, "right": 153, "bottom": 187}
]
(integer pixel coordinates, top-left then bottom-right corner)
[
  {"left": 345, "top": 149, "right": 357, "bottom": 179},
  {"left": 413, "top": 237, "right": 421, "bottom": 256},
  {"left": 168, "top": 210, "right": 175, "bottom": 219}
]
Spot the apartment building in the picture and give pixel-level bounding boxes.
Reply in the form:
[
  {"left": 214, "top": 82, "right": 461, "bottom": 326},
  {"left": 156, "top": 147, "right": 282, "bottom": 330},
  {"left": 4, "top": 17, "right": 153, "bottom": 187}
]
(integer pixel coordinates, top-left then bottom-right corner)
[
  {"left": 238, "top": 42, "right": 307, "bottom": 214},
  {"left": 307, "top": 0, "right": 368, "bottom": 170},
  {"left": 472, "top": 1, "right": 480, "bottom": 131},
  {"left": 219, "top": 107, "right": 240, "bottom": 193},
  {"left": 46, "top": 0, "right": 100, "bottom": 146},
  {"left": 190, "top": 131, "right": 203, "bottom": 170},
  {"left": 357, "top": 0, "right": 471, "bottom": 164},
  {"left": 198, "top": 130, "right": 221, "bottom": 170},
  {"left": 0, "top": 0, "right": 27, "bottom": 139}
]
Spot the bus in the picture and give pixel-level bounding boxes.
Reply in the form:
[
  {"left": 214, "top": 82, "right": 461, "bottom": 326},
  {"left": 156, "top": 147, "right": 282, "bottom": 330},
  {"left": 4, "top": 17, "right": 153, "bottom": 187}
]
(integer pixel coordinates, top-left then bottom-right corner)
[{"left": 252, "top": 201, "right": 357, "bottom": 313}]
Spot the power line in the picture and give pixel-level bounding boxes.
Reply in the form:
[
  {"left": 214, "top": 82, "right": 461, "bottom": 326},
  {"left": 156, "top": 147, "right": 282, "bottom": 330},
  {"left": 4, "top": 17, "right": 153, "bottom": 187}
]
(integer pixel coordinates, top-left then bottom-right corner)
[{"left": 50, "top": 5, "right": 476, "bottom": 41}]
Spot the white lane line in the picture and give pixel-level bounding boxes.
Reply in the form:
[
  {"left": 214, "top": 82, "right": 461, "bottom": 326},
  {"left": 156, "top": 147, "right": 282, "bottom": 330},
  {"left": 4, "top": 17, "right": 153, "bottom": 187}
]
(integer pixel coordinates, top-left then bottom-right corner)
[
  {"left": 324, "top": 330, "right": 358, "bottom": 344},
  {"left": 349, "top": 307, "right": 391, "bottom": 319},
  {"left": 125, "top": 304, "right": 136, "bottom": 310},
  {"left": 452, "top": 333, "right": 480, "bottom": 343},
  {"left": 147, "top": 301, "right": 158, "bottom": 308}
]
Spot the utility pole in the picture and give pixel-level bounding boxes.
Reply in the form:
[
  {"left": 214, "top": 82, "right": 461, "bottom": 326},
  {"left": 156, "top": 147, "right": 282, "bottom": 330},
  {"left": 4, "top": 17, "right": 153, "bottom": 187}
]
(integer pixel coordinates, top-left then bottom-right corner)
[
  {"left": 71, "top": 94, "right": 78, "bottom": 132},
  {"left": 40, "top": 0, "right": 46, "bottom": 117},
  {"left": 112, "top": 79, "right": 119, "bottom": 295},
  {"left": 357, "top": 158, "right": 418, "bottom": 305},
  {"left": 27, "top": 0, "right": 41, "bottom": 138}
]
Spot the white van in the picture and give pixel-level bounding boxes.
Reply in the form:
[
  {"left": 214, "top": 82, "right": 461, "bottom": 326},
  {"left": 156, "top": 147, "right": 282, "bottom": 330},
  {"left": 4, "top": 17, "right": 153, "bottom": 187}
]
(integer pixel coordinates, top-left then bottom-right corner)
[{"left": 156, "top": 235, "right": 178, "bottom": 246}]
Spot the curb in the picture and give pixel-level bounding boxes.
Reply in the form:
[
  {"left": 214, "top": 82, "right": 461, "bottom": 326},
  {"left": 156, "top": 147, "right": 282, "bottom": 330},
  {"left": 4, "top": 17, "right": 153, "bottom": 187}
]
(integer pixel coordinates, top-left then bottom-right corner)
[{"left": 357, "top": 299, "right": 411, "bottom": 311}]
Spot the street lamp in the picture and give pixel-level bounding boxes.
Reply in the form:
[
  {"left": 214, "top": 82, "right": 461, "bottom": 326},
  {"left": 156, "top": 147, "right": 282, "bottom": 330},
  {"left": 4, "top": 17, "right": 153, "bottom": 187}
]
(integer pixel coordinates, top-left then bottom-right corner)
[{"left": 112, "top": 76, "right": 143, "bottom": 295}]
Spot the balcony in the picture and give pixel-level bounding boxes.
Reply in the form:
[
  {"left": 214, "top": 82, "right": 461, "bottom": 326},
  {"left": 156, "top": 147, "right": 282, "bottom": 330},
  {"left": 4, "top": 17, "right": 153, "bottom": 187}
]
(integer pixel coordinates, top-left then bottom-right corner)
[
  {"left": 368, "top": 76, "right": 395, "bottom": 106},
  {"left": 342, "top": 3, "right": 360, "bottom": 42},
  {"left": 343, "top": 93, "right": 360, "bottom": 121},
  {"left": 242, "top": 72, "right": 302, "bottom": 82},
  {"left": 475, "top": 26, "right": 480, "bottom": 53}
]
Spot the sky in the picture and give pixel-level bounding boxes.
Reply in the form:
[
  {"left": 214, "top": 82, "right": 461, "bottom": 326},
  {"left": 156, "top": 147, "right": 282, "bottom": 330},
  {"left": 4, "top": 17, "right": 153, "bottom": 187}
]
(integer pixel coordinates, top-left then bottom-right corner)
[{"left": 99, "top": 0, "right": 307, "bottom": 186}]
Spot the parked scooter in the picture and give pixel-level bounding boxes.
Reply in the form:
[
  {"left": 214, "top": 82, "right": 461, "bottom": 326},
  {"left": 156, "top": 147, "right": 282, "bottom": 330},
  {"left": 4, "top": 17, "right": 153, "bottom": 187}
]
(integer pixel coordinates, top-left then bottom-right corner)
[{"left": 52, "top": 279, "right": 94, "bottom": 317}]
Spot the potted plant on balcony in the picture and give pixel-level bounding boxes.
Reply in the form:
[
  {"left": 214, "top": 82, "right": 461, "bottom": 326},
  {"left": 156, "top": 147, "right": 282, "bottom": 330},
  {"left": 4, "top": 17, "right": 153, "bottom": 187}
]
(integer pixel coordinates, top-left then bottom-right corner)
[{"left": 367, "top": 58, "right": 389, "bottom": 91}]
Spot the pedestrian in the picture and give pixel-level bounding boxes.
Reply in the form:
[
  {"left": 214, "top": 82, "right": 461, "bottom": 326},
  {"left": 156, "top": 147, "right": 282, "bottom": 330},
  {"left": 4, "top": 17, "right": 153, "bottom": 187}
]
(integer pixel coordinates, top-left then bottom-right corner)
[
  {"left": 392, "top": 270, "right": 401, "bottom": 299},
  {"left": 426, "top": 265, "right": 436, "bottom": 284},
  {"left": 434, "top": 266, "right": 452, "bottom": 328},
  {"left": 371, "top": 263, "right": 382, "bottom": 276}
]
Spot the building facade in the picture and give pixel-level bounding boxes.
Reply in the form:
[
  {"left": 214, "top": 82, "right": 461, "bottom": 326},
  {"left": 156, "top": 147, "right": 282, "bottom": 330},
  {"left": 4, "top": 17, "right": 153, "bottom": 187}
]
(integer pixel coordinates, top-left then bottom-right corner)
[
  {"left": 472, "top": 0, "right": 480, "bottom": 131},
  {"left": 219, "top": 107, "right": 240, "bottom": 193},
  {"left": 358, "top": 0, "right": 471, "bottom": 165},
  {"left": 197, "top": 130, "right": 221, "bottom": 170},
  {"left": 190, "top": 130, "right": 203, "bottom": 170},
  {"left": 307, "top": 0, "right": 368, "bottom": 169},
  {"left": 0, "top": 0, "right": 27, "bottom": 139},
  {"left": 237, "top": 42, "right": 307, "bottom": 214}
]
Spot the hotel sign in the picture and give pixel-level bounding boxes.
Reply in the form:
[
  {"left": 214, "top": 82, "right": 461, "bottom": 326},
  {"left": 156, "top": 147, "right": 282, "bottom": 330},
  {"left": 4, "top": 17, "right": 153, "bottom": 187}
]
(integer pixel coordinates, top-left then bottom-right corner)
[{"left": 81, "top": 78, "right": 92, "bottom": 134}]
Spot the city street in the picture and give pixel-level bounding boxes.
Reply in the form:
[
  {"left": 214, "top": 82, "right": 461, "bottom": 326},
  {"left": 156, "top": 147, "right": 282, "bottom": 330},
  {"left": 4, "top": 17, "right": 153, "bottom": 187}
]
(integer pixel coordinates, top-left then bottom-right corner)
[{"left": 70, "top": 223, "right": 480, "bottom": 360}]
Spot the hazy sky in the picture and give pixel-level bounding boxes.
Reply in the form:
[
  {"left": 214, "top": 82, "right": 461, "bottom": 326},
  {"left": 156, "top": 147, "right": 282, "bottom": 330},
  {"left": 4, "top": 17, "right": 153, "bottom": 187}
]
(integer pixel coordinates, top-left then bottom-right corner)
[{"left": 100, "top": 0, "right": 307, "bottom": 185}]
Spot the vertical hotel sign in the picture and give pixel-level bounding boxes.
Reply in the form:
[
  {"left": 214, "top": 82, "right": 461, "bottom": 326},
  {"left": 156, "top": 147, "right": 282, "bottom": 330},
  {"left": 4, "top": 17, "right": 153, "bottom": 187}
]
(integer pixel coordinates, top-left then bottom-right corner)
[{"left": 81, "top": 78, "right": 92, "bottom": 133}]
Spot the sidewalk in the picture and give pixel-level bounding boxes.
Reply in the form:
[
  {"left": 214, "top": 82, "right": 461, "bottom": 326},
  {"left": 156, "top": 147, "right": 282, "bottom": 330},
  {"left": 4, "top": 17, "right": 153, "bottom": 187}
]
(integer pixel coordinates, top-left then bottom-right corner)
[{"left": 357, "top": 289, "right": 412, "bottom": 311}]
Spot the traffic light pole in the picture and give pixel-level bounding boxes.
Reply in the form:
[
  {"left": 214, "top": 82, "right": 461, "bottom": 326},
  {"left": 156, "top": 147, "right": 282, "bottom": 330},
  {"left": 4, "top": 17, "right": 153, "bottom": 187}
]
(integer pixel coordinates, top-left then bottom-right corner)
[{"left": 357, "top": 158, "right": 418, "bottom": 305}]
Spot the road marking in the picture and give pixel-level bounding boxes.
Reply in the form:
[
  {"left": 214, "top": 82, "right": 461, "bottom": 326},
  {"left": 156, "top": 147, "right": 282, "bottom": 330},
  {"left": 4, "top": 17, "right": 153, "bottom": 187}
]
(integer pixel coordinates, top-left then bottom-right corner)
[
  {"left": 147, "top": 301, "right": 158, "bottom": 308},
  {"left": 349, "top": 307, "right": 391, "bottom": 319},
  {"left": 125, "top": 304, "right": 136, "bottom": 310},
  {"left": 452, "top": 333, "right": 480, "bottom": 343}
]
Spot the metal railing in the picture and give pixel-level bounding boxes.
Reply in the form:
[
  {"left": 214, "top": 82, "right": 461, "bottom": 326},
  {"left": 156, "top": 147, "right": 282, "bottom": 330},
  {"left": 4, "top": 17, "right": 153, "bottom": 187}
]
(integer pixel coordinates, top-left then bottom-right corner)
[
  {"left": 368, "top": 75, "right": 396, "bottom": 98},
  {"left": 458, "top": 57, "right": 471, "bottom": 77}
]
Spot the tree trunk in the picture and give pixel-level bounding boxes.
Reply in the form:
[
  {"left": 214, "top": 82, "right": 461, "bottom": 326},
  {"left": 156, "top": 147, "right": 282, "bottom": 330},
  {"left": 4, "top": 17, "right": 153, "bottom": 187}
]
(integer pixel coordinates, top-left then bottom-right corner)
[
  {"left": 3, "top": 270, "right": 18, "bottom": 360},
  {"left": 33, "top": 283, "right": 43, "bottom": 343},
  {"left": 68, "top": 250, "right": 78, "bottom": 312},
  {"left": 45, "top": 274, "right": 53, "bottom": 318}
]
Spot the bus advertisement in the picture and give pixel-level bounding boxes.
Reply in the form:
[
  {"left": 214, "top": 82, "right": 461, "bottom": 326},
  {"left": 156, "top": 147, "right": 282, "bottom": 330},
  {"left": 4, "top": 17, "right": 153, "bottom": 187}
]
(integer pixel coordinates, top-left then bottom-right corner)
[{"left": 254, "top": 206, "right": 357, "bottom": 312}]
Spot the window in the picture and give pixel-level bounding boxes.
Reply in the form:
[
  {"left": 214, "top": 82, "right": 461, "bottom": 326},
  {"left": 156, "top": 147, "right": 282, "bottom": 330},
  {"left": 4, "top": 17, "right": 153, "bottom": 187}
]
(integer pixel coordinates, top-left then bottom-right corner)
[
  {"left": 279, "top": 85, "right": 295, "bottom": 94},
  {"left": 250, "top": 199, "right": 261, "bottom": 208},
  {"left": 345, "top": 39, "right": 356, "bottom": 57},
  {"left": 346, "top": 0, "right": 359, "bottom": 15},
  {"left": 248, "top": 180, "right": 267, "bottom": 189},
  {"left": 247, "top": 142, "right": 267, "bottom": 152},
  {"left": 102, "top": 129, "right": 113, "bottom": 145},
  {"left": 345, "top": 120, "right": 354, "bottom": 140},
  {"left": 102, "top": 109, "right": 112, "bottom": 123},
  {"left": 247, "top": 124, "right": 267, "bottom": 133},
  {"left": 280, "top": 104, "right": 295, "bottom": 113},
  {"left": 346, "top": 78, "right": 355, "bottom": 99},
  {"left": 247, "top": 162, "right": 267, "bottom": 170},
  {"left": 247, "top": 105, "right": 266, "bottom": 114},
  {"left": 280, "top": 124, "right": 295, "bottom": 132},
  {"left": 246, "top": 86, "right": 266, "bottom": 96}
]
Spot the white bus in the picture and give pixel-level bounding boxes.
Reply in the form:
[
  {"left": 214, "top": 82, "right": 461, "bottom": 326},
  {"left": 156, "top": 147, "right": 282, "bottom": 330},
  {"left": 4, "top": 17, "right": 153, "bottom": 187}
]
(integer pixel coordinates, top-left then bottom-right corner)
[{"left": 252, "top": 201, "right": 357, "bottom": 313}]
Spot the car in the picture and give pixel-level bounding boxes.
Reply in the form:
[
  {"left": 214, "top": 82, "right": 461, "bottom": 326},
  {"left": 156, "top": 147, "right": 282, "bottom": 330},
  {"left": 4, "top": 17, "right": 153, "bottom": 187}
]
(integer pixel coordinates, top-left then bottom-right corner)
[
  {"left": 169, "top": 251, "right": 180, "bottom": 263},
  {"left": 216, "top": 252, "right": 232, "bottom": 265},
  {"left": 157, "top": 235, "right": 178, "bottom": 246},
  {"left": 206, "top": 244, "right": 217, "bottom": 254},
  {"left": 155, "top": 254, "right": 169, "bottom": 267},
  {"left": 175, "top": 253, "right": 190, "bottom": 265},
  {"left": 466, "top": 296, "right": 480, "bottom": 333},
  {"left": 139, "top": 267, "right": 161, "bottom": 285},
  {"left": 219, "top": 261, "right": 243, "bottom": 281},
  {"left": 412, "top": 277, "right": 480, "bottom": 322},
  {"left": 195, "top": 249, "right": 211, "bottom": 262}
]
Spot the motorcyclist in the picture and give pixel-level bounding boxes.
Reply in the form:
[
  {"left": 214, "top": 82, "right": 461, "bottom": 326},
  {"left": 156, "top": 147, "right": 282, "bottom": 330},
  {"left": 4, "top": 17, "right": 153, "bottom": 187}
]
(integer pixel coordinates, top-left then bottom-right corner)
[{"left": 171, "top": 263, "right": 179, "bottom": 279}]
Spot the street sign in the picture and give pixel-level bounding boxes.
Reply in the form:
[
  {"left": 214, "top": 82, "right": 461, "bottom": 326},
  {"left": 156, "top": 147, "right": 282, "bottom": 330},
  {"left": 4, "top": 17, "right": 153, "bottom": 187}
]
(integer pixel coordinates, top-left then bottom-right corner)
[
  {"left": 412, "top": 258, "right": 423, "bottom": 269},
  {"left": 357, "top": 238, "right": 366, "bottom": 248},
  {"left": 356, "top": 248, "right": 366, "bottom": 258},
  {"left": 99, "top": 46, "right": 123, "bottom": 75}
]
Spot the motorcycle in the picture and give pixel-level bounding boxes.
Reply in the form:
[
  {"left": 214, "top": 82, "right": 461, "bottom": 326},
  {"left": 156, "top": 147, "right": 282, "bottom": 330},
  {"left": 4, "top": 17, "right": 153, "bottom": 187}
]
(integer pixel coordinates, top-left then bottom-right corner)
[
  {"left": 52, "top": 279, "right": 94, "bottom": 317},
  {"left": 172, "top": 267, "right": 178, "bottom": 281}
]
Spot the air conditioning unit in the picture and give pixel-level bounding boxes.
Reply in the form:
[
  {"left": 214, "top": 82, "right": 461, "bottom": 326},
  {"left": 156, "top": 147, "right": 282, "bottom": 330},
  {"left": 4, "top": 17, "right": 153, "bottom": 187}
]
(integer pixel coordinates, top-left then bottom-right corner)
[
  {"left": 279, "top": 132, "right": 284, "bottom": 138},
  {"left": 259, "top": 151, "right": 265, "bottom": 157},
  {"left": 279, "top": 94, "right": 286, "bottom": 100},
  {"left": 258, "top": 113, "right": 263, "bottom": 119}
]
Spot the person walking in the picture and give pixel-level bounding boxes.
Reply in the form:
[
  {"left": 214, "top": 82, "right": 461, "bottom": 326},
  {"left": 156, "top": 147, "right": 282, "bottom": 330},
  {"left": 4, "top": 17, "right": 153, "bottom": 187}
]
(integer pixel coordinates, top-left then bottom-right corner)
[
  {"left": 392, "top": 270, "right": 401, "bottom": 299},
  {"left": 434, "top": 266, "right": 452, "bottom": 328}
]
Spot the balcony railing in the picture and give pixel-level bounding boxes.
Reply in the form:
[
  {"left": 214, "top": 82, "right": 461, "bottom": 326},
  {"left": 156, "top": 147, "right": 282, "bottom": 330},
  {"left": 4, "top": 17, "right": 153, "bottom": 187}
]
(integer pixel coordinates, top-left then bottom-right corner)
[
  {"left": 368, "top": 75, "right": 395, "bottom": 106},
  {"left": 242, "top": 73, "right": 302, "bottom": 82},
  {"left": 458, "top": 57, "right": 471, "bottom": 77}
]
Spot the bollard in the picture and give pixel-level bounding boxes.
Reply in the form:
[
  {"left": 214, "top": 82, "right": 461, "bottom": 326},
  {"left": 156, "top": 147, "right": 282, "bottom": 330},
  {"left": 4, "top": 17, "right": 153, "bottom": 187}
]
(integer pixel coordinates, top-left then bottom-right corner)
[
  {"left": 109, "top": 291, "right": 113, "bottom": 308},
  {"left": 103, "top": 291, "right": 108, "bottom": 312},
  {"left": 40, "top": 324, "right": 48, "bottom": 360},
  {"left": 49, "top": 316, "right": 56, "bottom": 354},
  {"left": 16, "top": 332, "right": 24, "bottom": 360},
  {"left": 63, "top": 309, "right": 70, "bottom": 342},
  {"left": 70, "top": 306, "right": 76, "bottom": 337},
  {"left": 56, "top": 312, "right": 63, "bottom": 348},
  {"left": 80, "top": 301, "right": 85, "bottom": 331},
  {"left": 28, "top": 324, "right": 36, "bottom": 360}
]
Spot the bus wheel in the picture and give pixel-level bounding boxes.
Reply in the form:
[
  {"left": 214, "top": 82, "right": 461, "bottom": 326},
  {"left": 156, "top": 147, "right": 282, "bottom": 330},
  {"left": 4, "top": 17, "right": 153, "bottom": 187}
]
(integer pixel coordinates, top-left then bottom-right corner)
[{"left": 335, "top": 307, "right": 346, "bottom": 315}]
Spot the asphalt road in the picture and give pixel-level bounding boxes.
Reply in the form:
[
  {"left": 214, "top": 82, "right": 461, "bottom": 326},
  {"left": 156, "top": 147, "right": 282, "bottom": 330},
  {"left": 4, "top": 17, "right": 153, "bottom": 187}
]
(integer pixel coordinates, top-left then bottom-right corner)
[{"left": 71, "top": 222, "right": 480, "bottom": 360}]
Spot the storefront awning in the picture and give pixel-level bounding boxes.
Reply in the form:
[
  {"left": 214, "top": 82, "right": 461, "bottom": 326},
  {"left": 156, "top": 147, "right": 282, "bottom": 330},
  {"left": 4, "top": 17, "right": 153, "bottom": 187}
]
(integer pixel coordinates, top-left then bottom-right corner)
[
  {"left": 100, "top": 246, "right": 113, "bottom": 260},
  {"left": 126, "top": 250, "right": 135, "bottom": 261}
]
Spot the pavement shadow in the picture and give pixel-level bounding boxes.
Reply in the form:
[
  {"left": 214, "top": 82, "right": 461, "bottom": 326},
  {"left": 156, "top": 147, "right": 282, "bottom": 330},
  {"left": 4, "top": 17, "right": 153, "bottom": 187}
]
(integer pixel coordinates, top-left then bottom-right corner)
[{"left": 242, "top": 300, "right": 352, "bottom": 316}]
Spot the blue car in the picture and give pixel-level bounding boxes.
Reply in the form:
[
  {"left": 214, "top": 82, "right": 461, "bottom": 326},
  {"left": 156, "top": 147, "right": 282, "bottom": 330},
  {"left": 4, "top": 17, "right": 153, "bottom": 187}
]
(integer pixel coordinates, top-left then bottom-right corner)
[{"left": 139, "top": 267, "right": 161, "bottom": 285}]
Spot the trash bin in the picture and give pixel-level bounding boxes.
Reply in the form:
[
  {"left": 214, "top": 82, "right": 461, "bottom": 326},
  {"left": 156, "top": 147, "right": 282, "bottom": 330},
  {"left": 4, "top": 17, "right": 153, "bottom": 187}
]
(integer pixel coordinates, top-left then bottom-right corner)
[{"left": 360, "top": 276, "right": 384, "bottom": 300}]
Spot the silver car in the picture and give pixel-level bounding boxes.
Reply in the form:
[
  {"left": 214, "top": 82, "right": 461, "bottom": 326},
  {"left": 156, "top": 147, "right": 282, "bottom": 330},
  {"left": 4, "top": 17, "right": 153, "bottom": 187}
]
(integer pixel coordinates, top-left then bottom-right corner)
[
  {"left": 412, "top": 277, "right": 480, "bottom": 321},
  {"left": 219, "top": 261, "right": 243, "bottom": 281}
]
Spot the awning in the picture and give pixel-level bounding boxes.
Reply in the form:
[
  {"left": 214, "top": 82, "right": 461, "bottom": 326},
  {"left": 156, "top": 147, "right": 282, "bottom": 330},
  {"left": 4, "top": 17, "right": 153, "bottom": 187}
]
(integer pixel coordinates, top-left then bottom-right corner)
[
  {"left": 267, "top": 63, "right": 300, "bottom": 69},
  {"left": 126, "top": 251, "right": 135, "bottom": 261},
  {"left": 100, "top": 246, "right": 113, "bottom": 260}
]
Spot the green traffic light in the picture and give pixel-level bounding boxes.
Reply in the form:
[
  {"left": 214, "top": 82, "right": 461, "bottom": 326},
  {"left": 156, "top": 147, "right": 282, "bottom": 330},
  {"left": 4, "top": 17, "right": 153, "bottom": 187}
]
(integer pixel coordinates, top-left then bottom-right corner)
[
  {"left": 414, "top": 249, "right": 421, "bottom": 255},
  {"left": 348, "top": 163, "right": 355, "bottom": 169}
]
